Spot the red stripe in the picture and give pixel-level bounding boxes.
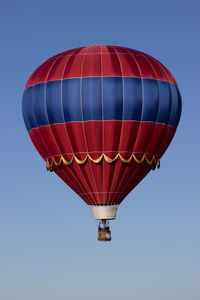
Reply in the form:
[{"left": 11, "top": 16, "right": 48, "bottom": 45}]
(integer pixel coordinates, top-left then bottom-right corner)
[
  {"left": 25, "top": 46, "right": 177, "bottom": 89},
  {"left": 29, "top": 121, "right": 175, "bottom": 205},
  {"left": 29, "top": 121, "right": 175, "bottom": 158}
]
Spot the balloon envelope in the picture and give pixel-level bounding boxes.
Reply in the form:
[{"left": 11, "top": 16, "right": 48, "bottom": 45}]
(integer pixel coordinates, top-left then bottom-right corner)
[{"left": 22, "top": 45, "right": 181, "bottom": 208}]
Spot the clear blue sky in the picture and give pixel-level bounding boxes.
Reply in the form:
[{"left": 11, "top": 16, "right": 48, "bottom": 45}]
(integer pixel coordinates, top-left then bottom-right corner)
[{"left": 0, "top": 0, "right": 199, "bottom": 299}]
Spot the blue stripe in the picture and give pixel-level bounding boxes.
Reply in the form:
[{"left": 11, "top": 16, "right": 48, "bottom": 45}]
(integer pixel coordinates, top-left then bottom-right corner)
[{"left": 22, "top": 77, "right": 181, "bottom": 131}]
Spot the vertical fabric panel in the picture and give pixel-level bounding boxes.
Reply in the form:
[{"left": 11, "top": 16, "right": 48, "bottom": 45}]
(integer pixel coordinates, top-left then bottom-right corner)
[
  {"left": 46, "top": 81, "right": 63, "bottom": 124},
  {"left": 47, "top": 56, "right": 68, "bottom": 82},
  {"left": 142, "top": 79, "right": 159, "bottom": 122},
  {"left": 22, "top": 88, "right": 37, "bottom": 131},
  {"left": 62, "top": 50, "right": 85, "bottom": 79},
  {"left": 32, "top": 83, "right": 49, "bottom": 126},
  {"left": 62, "top": 78, "right": 82, "bottom": 122},
  {"left": 103, "top": 77, "right": 123, "bottom": 120},
  {"left": 123, "top": 77, "right": 142, "bottom": 121},
  {"left": 157, "top": 81, "right": 171, "bottom": 124},
  {"left": 82, "top": 54, "right": 101, "bottom": 77},
  {"left": 117, "top": 52, "right": 141, "bottom": 77},
  {"left": 82, "top": 77, "right": 102, "bottom": 121},
  {"left": 168, "top": 84, "right": 182, "bottom": 127},
  {"left": 102, "top": 51, "right": 122, "bottom": 76}
]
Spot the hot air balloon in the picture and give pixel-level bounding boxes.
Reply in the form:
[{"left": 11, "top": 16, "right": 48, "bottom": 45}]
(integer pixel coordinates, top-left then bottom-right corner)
[{"left": 22, "top": 46, "right": 181, "bottom": 241}]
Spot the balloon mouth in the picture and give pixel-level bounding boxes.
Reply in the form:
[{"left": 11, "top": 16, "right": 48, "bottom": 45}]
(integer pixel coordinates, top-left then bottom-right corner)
[{"left": 90, "top": 205, "right": 118, "bottom": 220}]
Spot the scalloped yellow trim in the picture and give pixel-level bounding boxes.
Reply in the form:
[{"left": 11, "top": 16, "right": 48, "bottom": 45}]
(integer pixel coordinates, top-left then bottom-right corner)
[{"left": 46, "top": 153, "right": 160, "bottom": 170}]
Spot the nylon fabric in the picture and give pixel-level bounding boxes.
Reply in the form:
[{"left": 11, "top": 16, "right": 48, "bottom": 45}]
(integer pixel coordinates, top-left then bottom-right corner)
[
  {"left": 25, "top": 46, "right": 177, "bottom": 89},
  {"left": 23, "top": 45, "right": 182, "bottom": 206},
  {"left": 80, "top": 53, "right": 100, "bottom": 204},
  {"left": 23, "top": 78, "right": 181, "bottom": 131},
  {"left": 60, "top": 49, "right": 96, "bottom": 205}
]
